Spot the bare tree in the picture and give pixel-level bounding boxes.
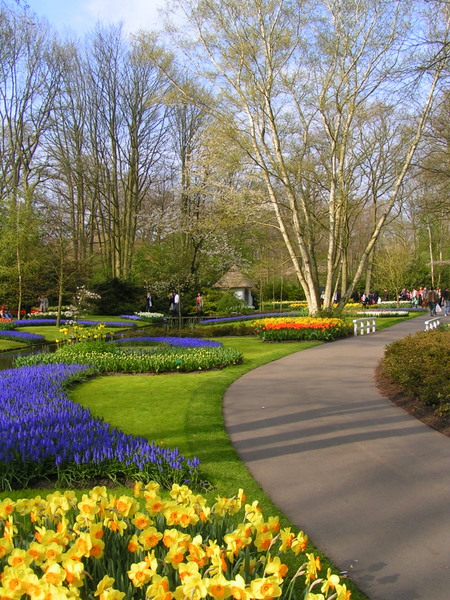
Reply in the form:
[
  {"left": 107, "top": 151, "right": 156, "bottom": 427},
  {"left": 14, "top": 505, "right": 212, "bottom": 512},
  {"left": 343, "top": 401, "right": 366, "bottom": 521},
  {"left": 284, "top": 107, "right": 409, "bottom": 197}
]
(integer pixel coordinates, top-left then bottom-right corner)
[
  {"left": 0, "top": 3, "right": 62, "bottom": 316},
  {"left": 82, "top": 26, "right": 171, "bottom": 279}
]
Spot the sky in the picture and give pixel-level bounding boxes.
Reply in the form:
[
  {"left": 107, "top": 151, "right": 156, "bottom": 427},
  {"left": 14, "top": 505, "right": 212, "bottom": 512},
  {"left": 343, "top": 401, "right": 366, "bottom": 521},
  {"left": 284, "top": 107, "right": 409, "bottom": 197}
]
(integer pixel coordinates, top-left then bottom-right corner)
[{"left": 27, "top": 0, "right": 168, "bottom": 36}]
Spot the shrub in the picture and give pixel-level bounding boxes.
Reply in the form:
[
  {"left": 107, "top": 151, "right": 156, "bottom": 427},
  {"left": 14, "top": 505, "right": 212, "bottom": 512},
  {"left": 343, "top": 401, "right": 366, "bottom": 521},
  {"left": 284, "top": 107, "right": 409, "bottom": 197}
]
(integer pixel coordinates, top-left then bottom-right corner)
[
  {"left": 380, "top": 329, "right": 450, "bottom": 408},
  {"left": 91, "top": 278, "right": 144, "bottom": 315},
  {"left": 215, "top": 292, "right": 251, "bottom": 316}
]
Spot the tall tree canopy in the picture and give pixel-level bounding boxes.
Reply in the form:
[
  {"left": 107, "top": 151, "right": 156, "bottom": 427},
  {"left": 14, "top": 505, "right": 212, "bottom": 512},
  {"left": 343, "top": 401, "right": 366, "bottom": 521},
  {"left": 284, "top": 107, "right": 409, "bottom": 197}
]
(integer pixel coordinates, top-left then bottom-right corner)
[{"left": 166, "top": 0, "right": 449, "bottom": 312}]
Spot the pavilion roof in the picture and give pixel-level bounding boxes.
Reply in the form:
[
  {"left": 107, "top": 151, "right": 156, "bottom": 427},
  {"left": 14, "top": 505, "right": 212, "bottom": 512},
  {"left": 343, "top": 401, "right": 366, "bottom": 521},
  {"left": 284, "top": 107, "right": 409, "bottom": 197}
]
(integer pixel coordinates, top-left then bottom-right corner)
[{"left": 214, "top": 264, "right": 254, "bottom": 289}]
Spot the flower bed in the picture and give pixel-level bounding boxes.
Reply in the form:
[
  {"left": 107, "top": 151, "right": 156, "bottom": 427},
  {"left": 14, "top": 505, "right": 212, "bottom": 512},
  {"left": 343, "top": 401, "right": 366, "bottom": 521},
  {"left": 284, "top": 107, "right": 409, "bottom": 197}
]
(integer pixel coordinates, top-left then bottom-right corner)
[
  {"left": 134, "top": 312, "right": 165, "bottom": 322},
  {"left": 200, "top": 312, "right": 301, "bottom": 325},
  {"left": 255, "top": 318, "right": 351, "bottom": 342},
  {"left": 0, "top": 482, "right": 350, "bottom": 600},
  {"left": 115, "top": 336, "right": 223, "bottom": 348},
  {"left": 15, "top": 341, "right": 243, "bottom": 374},
  {"left": 342, "top": 310, "right": 410, "bottom": 318},
  {"left": 0, "top": 365, "right": 200, "bottom": 490},
  {"left": 0, "top": 330, "right": 45, "bottom": 344}
]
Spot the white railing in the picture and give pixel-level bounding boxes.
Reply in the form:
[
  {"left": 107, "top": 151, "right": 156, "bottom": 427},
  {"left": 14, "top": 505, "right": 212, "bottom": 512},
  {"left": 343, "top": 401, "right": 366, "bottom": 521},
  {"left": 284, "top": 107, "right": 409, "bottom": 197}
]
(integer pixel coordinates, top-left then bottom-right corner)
[
  {"left": 424, "top": 317, "right": 441, "bottom": 331},
  {"left": 353, "top": 318, "right": 377, "bottom": 336}
]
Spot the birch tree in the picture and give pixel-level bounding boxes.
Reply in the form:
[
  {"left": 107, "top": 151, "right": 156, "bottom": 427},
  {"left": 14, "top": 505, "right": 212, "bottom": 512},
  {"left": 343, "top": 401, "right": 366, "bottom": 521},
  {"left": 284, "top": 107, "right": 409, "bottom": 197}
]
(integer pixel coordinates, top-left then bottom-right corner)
[{"left": 167, "top": 0, "right": 449, "bottom": 313}]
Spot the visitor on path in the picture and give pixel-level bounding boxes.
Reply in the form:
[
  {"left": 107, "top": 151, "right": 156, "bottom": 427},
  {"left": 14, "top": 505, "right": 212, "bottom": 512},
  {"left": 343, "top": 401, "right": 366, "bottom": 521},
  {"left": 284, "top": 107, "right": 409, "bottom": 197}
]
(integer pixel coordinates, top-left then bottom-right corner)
[
  {"left": 442, "top": 287, "right": 450, "bottom": 316},
  {"left": 146, "top": 292, "right": 153, "bottom": 311},
  {"left": 168, "top": 292, "right": 176, "bottom": 315},
  {"left": 196, "top": 292, "right": 203, "bottom": 315},
  {"left": 425, "top": 286, "right": 439, "bottom": 316},
  {"left": 173, "top": 292, "right": 180, "bottom": 315}
]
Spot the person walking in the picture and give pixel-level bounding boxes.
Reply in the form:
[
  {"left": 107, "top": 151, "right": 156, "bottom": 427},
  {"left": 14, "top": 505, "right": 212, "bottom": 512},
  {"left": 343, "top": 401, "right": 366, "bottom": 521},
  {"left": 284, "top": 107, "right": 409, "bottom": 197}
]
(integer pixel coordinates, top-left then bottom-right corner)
[
  {"left": 146, "top": 292, "right": 153, "bottom": 311},
  {"left": 442, "top": 287, "right": 450, "bottom": 316},
  {"left": 195, "top": 292, "right": 203, "bottom": 315},
  {"left": 425, "top": 286, "right": 439, "bottom": 316}
]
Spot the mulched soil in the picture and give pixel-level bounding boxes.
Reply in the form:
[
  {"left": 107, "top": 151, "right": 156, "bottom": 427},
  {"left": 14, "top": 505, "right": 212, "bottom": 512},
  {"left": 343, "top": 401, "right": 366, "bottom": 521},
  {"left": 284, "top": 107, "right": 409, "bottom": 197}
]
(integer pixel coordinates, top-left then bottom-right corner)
[{"left": 375, "top": 364, "right": 450, "bottom": 438}]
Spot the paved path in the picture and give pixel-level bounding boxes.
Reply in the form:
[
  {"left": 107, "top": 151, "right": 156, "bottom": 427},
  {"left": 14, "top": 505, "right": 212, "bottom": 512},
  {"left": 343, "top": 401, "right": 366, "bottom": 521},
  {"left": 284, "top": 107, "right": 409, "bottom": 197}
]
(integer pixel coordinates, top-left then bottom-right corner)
[{"left": 223, "top": 314, "right": 450, "bottom": 600}]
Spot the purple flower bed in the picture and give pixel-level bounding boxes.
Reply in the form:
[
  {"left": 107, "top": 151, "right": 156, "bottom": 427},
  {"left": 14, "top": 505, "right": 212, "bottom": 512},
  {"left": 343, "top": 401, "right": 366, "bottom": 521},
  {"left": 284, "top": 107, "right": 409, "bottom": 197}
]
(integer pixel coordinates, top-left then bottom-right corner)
[
  {"left": 200, "top": 312, "right": 300, "bottom": 324},
  {"left": 120, "top": 314, "right": 142, "bottom": 320},
  {"left": 115, "top": 336, "right": 223, "bottom": 347},
  {"left": 0, "top": 363, "right": 200, "bottom": 489},
  {"left": 0, "top": 330, "right": 45, "bottom": 343}
]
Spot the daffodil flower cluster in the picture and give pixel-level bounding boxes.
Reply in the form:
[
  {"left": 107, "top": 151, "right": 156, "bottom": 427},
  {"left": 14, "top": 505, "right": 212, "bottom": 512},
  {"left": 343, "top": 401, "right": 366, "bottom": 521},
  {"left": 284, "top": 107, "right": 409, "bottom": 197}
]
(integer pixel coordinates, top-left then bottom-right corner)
[
  {"left": 57, "top": 323, "right": 108, "bottom": 344},
  {"left": 0, "top": 483, "right": 351, "bottom": 600}
]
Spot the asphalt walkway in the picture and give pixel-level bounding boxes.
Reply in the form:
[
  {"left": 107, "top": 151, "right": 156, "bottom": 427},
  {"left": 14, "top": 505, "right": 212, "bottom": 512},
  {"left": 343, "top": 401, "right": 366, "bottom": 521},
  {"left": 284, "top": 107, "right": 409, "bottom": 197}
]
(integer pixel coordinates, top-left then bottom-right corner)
[{"left": 223, "top": 313, "right": 450, "bottom": 600}]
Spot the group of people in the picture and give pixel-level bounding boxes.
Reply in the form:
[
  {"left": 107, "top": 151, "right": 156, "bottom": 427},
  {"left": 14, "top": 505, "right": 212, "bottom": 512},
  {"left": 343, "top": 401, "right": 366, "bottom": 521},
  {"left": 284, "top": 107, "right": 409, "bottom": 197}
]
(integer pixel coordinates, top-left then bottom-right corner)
[
  {"left": 351, "top": 286, "right": 450, "bottom": 317},
  {"left": 0, "top": 305, "right": 12, "bottom": 319},
  {"left": 145, "top": 291, "right": 204, "bottom": 316},
  {"left": 398, "top": 287, "right": 450, "bottom": 316}
]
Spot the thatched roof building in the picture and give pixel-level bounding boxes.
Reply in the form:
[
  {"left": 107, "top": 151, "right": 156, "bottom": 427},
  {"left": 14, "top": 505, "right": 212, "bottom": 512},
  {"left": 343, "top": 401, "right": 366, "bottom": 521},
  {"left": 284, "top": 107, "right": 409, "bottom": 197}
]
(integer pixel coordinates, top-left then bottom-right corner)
[{"left": 214, "top": 264, "right": 254, "bottom": 306}]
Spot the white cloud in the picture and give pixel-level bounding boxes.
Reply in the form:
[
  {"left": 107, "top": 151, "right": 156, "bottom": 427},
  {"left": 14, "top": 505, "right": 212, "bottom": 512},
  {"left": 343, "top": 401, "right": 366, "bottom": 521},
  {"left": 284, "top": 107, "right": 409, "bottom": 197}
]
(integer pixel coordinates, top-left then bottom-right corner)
[{"left": 83, "top": 0, "right": 166, "bottom": 33}]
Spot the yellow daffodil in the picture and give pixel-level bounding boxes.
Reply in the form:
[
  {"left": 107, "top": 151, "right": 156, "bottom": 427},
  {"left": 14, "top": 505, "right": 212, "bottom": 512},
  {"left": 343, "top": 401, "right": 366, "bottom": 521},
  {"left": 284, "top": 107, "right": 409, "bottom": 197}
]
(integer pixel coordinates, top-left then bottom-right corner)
[
  {"left": 62, "top": 558, "right": 85, "bottom": 587},
  {"left": 304, "top": 553, "right": 321, "bottom": 585},
  {"left": 145, "top": 574, "right": 172, "bottom": 600},
  {"left": 1, "top": 565, "right": 29, "bottom": 597},
  {"left": 131, "top": 511, "right": 153, "bottom": 530},
  {"left": 165, "top": 544, "right": 187, "bottom": 569},
  {"left": 334, "top": 583, "right": 352, "bottom": 600},
  {"left": 115, "top": 495, "right": 139, "bottom": 518},
  {"left": 291, "top": 531, "right": 308, "bottom": 555},
  {"left": 254, "top": 531, "right": 274, "bottom": 552},
  {"left": 205, "top": 573, "right": 232, "bottom": 599},
  {"left": 127, "top": 560, "right": 154, "bottom": 588},
  {"left": 0, "top": 498, "right": 15, "bottom": 519},
  {"left": 138, "top": 526, "right": 163, "bottom": 550},
  {"left": 145, "top": 496, "right": 165, "bottom": 516},
  {"left": 0, "top": 537, "right": 13, "bottom": 559},
  {"left": 250, "top": 576, "right": 283, "bottom": 599},
  {"left": 229, "top": 574, "right": 252, "bottom": 600},
  {"left": 103, "top": 516, "right": 127, "bottom": 536},
  {"left": 7, "top": 548, "right": 33, "bottom": 569},
  {"left": 320, "top": 567, "right": 340, "bottom": 595},
  {"left": 89, "top": 538, "right": 105, "bottom": 559},
  {"left": 264, "top": 556, "right": 288, "bottom": 579},
  {"left": 42, "top": 562, "right": 66, "bottom": 586},
  {"left": 178, "top": 572, "right": 208, "bottom": 600},
  {"left": 94, "top": 576, "right": 115, "bottom": 597},
  {"left": 127, "top": 534, "right": 141, "bottom": 554}
]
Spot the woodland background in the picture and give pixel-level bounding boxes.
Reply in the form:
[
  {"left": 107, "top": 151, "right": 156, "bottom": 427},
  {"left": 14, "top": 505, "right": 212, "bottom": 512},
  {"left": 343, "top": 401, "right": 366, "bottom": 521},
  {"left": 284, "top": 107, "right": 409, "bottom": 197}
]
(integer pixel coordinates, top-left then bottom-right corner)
[{"left": 0, "top": 0, "right": 449, "bottom": 315}]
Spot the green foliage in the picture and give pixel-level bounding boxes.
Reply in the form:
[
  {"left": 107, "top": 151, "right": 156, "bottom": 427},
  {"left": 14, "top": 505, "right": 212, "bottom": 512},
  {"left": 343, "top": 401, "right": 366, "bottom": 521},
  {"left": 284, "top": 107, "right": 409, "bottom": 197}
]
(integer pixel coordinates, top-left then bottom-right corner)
[
  {"left": 215, "top": 291, "right": 251, "bottom": 316},
  {"left": 91, "top": 278, "right": 144, "bottom": 315},
  {"left": 380, "top": 329, "right": 450, "bottom": 408},
  {"left": 0, "top": 321, "right": 16, "bottom": 331}
]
